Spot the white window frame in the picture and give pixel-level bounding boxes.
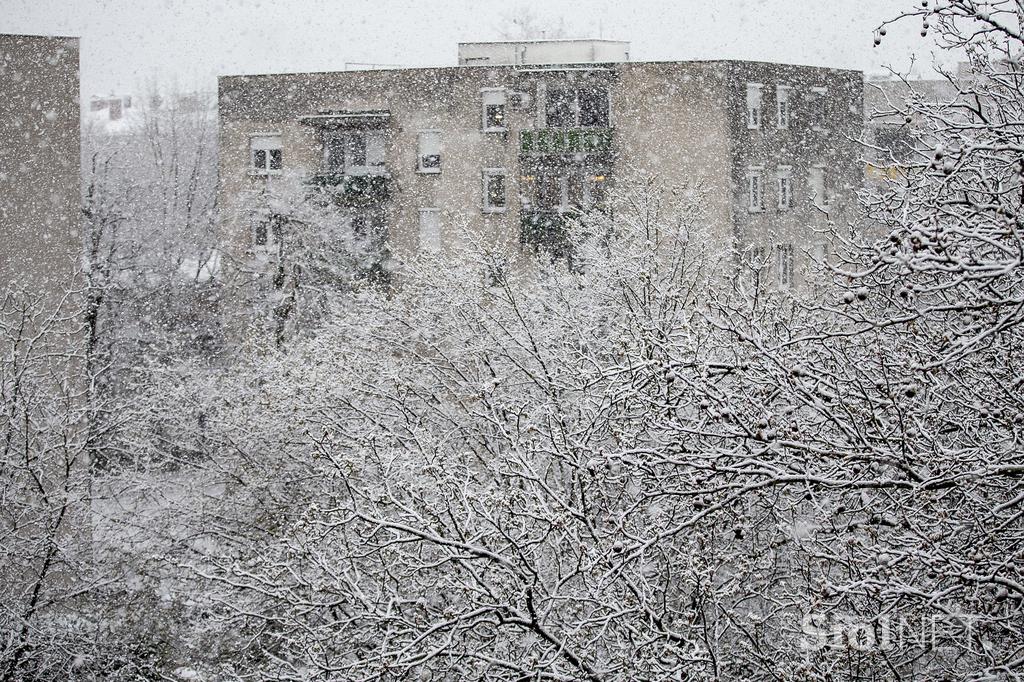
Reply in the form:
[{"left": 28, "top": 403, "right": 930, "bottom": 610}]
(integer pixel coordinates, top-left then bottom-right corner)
[
  {"left": 776, "top": 85, "right": 792, "bottom": 129},
  {"left": 777, "top": 243, "right": 795, "bottom": 289},
  {"left": 811, "top": 241, "right": 828, "bottom": 265},
  {"left": 747, "top": 166, "right": 764, "bottom": 213},
  {"left": 252, "top": 214, "right": 282, "bottom": 253},
  {"left": 250, "top": 133, "right": 283, "bottom": 176},
  {"left": 776, "top": 165, "right": 793, "bottom": 210},
  {"left": 534, "top": 82, "right": 547, "bottom": 128},
  {"left": 749, "top": 245, "right": 770, "bottom": 283},
  {"left": 323, "top": 130, "right": 387, "bottom": 176},
  {"left": 418, "top": 208, "right": 442, "bottom": 251},
  {"left": 542, "top": 84, "right": 611, "bottom": 129},
  {"left": 810, "top": 86, "right": 828, "bottom": 132},
  {"left": 746, "top": 83, "right": 763, "bottom": 130},
  {"left": 481, "top": 88, "right": 507, "bottom": 133},
  {"left": 482, "top": 168, "right": 507, "bottom": 213},
  {"left": 417, "top": 130, "right": 442, "bottom": 174},
  {"left": 809, "top": 164, "right": 829, "bottom": 209}
]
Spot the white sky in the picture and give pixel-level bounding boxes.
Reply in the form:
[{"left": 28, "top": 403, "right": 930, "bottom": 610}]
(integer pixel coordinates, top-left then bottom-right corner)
[{"left": 1, "top": 0, "right": 951, "bottom": 98}]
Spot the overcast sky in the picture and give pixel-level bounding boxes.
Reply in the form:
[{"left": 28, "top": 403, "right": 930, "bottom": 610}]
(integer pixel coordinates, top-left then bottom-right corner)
[{"left": 2, "top": 0, "right": 951, "bottom": 98}]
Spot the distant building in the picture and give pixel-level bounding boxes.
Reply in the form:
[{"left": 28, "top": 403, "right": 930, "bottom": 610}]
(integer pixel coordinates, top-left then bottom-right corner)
[
  {"left": 863, "top": 74, "right": 961, "bottom": 181},
  {"left": 85, "top": 92, "right": 142, "bottom": 135},
  {"left": 217, "top": 39, "right": 863, "bottom": 333},
  {"left": 0, "top": 33, "right": 81, "bottom": 300},
  {"left": 89, "top": 93, "right": 133, "bottom": 120}
]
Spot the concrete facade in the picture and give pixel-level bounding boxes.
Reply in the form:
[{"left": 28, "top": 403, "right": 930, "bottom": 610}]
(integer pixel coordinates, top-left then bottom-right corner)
[
  {"left": 217, "top": 44, "right": 863, "bottom": 333},
  {"left": 0, "top": 34, "right": 81, "bottom": 299}
]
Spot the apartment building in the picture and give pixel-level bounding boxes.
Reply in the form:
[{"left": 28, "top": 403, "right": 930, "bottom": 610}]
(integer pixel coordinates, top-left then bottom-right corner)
[
  {"left": 218, "top": 40, "right": 863, "bottom": 330},
  {"left": 0, "top": 33, "right": 81, "bottom": 300}
]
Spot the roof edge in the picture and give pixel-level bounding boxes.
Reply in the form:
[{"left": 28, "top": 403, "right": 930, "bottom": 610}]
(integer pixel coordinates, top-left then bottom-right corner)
[{"left": 218, "top": 58, "right": 864, "bottom": 82}]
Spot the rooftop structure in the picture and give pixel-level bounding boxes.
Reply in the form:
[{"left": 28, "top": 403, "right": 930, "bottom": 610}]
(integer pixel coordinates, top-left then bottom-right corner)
[{"left": 457, "top": 39, "right": 631, "bottom": 66}]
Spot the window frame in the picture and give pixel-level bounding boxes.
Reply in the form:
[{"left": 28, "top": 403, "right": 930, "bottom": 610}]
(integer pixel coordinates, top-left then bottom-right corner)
[
  {"left": 417, "top": 129, "right": 442, "bottom": 174},
  {"left": 809, "top": 163, "right": 829, "bottom": 209},
  {"left": 323, "top": 130, "right": 387, "bottom": 176},
  {"left": 776, "top": 165, "right": 793, "bottom": 210},
  {"left": 747, "top": 166, "right": 765, "bottom": 213},
  {"left": 746, "top": 83, "right": 763, "bottom": 130},
  {"left": 810, "top": 86, "right": 828, "bottom": 132},
  {"left": 542, "top": 84, "right": 611, "bottom": 129},
  {"left": 252, "top": 214, "right": 283, "bottom": 253},
  {"left": 811, "top": 241, "right": 828, "bottom": 265},
  {"left": 482, "top": 168, "right": 508, "bottom": 213},
  {"left": 481, "top": 87, "right": 508, "bottom": 133},
  {"left": 776, "top": 85, "right": 792, "bottom": 129},
  {"left": 249, "top": 133, "right": 283, "bottom": 176},
  {"left": 418, "top": 208, "right": 442, "bottom": 251},
  {"left": 777, "top": 243, "right": 795, "bottom": 289}
]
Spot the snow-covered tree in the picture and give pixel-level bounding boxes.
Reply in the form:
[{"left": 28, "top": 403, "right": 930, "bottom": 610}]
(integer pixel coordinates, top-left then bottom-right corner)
[
  {"left": 228, "top": 174, "right": 388, "bottom": 349},
  {"left": 119, "top": 6, "right": 1024, "bottom": 670},
  {"left": 81, "top": 85, "right": 221, "bottom": 469}
]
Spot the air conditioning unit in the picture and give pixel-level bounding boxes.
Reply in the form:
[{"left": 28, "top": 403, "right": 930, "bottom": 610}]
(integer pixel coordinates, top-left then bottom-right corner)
[{"left": 509, "top": 91, "right": 533, "bottom": 110}]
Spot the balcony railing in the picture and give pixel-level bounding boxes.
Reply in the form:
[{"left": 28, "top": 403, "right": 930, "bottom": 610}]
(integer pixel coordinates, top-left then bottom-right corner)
[
  {"left": 520, "top": 128, "right": 614, "bottom": 156},
  {"left": 306, "top": 172, "right": 390, "bottom": 205}
]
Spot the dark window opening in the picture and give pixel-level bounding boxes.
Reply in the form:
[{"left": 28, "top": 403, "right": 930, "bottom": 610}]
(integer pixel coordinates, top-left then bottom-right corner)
[
  {"left": 254, "top": 219, "right": 267, "bottom": 246},
  {"left": 546, "top": 86, "right": 609, "bottom": 128},
  {"left": 485, "top": 103, "right": 505, "bottom": 129},
  {"left": 486, "top": 174, "right": 506, "bottom": 209},
  {"left": 253, "top": 214, "right": 284, "bottom": 248},
  {"left": 579, "top": 87, "right": 609, "bottom": 127},
  {"left": 546, "top": 87, "right": 574, "bottom": 128}
]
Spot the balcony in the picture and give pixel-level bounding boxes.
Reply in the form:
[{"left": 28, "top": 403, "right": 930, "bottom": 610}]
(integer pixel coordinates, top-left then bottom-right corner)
[
  {"left": 520, "top": 128, "right": 614, "bottom": 156},
  {"left": 306, "top": 172, "right": 390, "bottom": 206}
]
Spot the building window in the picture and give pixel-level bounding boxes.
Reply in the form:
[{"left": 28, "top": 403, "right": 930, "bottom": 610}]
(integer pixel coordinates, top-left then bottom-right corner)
[
  {"left": 810, "top": 86, "right": 828, "bottom": 131},
  {"left": 748, "top": 245, "right": 770, "bottom": 286},
  {"left": 253, "top": 214, "right": 283, "bottom": 250},
  {"left": 746, "top": 83, "right": 763, "bottom": 130},
  {"left": 546, "top": 87, "right": 574, "bottom": 128},
  {"left": 545, "top": 86, "right": 610, "bottom": 128},
  {"left": 809, "top": 164, "right": 828, "bottom": 209},
  {"left": 482, "top": 169, "right": 507, "bottom": 212},
  {"left": 324, "top": 131, "right": 386, "bottom": 175},
  {"left": 747, "top": 167, "right": 764, "bottom": 212},
  {"left": 745, "top": 242, "right": 770, "bottom": 270},
  {"left": 776, "top": 165, "right": 793, "bottom": 210},
  {"left": 811, "top": 241, "right": 828, "bottom": 264},
  {"left": 418, "top": 208, "right": 442, "bottom": 251},
  {"left": 522, "top": 170, "right": 608, "bottom": 213},
  {"left": 250, "top": 134, "right": 283, "bottom": 175},
  {"left": 482, "top": 88, "right": 507, "bottom": 132},
  {"left": 417, "top": 130, "right": 441, "bottom": 173},
  {"left": 777, "top": 243, "right": 794, "bottom": 288},
  {"left": 776, "top": 85, "right": 791, "bottom": 129},
  {"left": 579, "top": 87, "right": 610, "bottom": 127}
]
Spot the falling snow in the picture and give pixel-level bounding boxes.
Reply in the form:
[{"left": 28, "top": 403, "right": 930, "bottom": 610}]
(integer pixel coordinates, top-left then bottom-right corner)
[{"left": 1, "top": 2, "right": 1023, "bottom": 681}]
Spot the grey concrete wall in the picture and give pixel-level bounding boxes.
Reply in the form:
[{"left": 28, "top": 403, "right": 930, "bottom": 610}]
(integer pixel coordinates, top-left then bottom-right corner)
[
  {"left": 613, "top": 62, "right": 734, "bottom": 252},
  {"left": 0, "top": 34, "right": 81, "bottom": 300}
]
